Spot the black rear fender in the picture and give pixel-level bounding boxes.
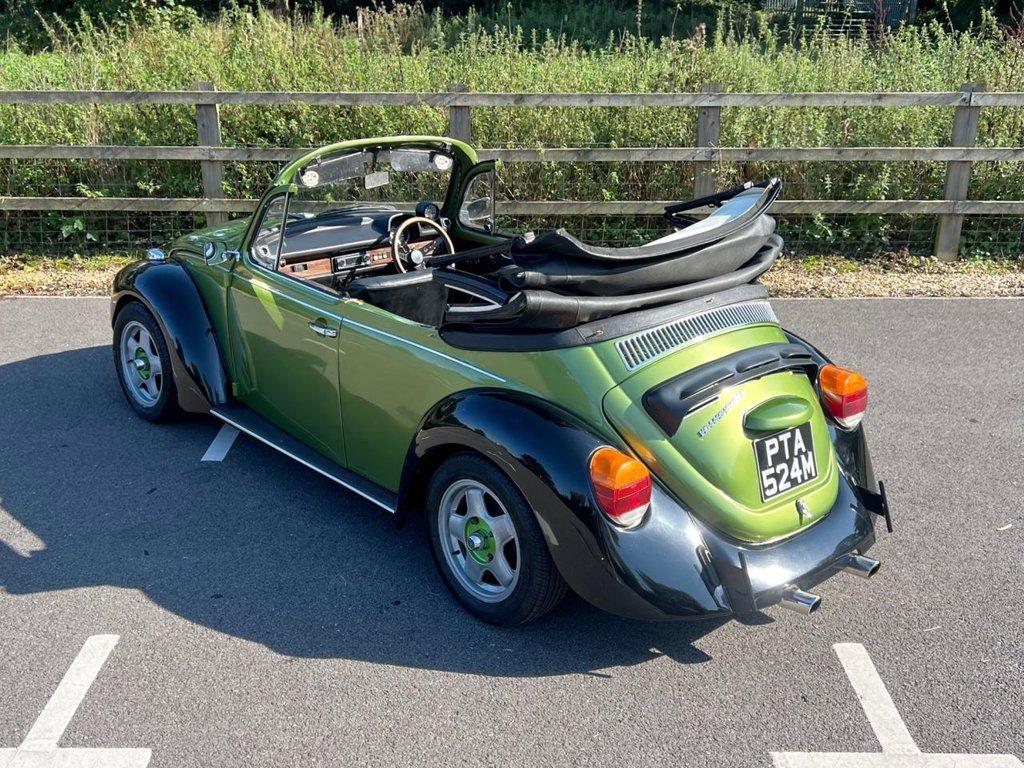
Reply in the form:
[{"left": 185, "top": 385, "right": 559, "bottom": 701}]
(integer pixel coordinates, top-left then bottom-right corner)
[
  {"left": 111, "top": 258, "right": 229, "bottom": 414},
  {"left": 400, "top": 389, "right": 724, "bottom": 620}
]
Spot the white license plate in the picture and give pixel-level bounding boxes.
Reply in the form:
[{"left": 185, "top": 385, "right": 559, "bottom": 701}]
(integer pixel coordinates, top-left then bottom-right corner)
[{"left": 753, "top": 423, "right": 817, "bottom": 501}]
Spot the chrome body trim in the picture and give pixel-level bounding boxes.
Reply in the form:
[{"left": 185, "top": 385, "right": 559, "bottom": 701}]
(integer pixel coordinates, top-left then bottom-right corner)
[
  {"left": 210, "top": 408, "right": 396, "bottom": 514},
  {"left": 343, "top": 318, "right": 506, "bottom": 383}
]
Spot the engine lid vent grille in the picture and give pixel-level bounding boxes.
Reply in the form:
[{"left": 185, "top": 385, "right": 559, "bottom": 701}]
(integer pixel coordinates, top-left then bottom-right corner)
[{"left": 615, "top": 300, "right": 778, "bottom": 371}]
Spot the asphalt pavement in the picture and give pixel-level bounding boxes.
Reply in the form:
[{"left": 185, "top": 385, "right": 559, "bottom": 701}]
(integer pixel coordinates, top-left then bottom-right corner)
[{"left": 0, "top": 295, "right": 1021, "bottom": 767}]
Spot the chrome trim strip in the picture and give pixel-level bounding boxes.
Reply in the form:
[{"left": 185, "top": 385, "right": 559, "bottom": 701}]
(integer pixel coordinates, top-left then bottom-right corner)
[
  {"left": 233, "top": 264, "right": 504, "bottom": 381},
  {"left": 615, "top": 299, "right": 779, "bottom": 371},
  {"left": 210, "top": 409, "right": 396, "bottom": 514},
  {"left": 343, "top": 318, "right": 506, "bottom": 383},
  {"left": 231, "top": 271, "right": 345, "bottom": 323},
  {"left": 447, "top": 285, "right": 503, "bottom": 306}
]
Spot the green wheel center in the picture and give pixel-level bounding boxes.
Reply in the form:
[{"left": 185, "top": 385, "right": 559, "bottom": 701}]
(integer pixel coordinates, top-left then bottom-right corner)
[
  {"left": 134, "top": 348, "right": 151, "bottom": 380},
  {"left": 464, "top": 517, "right": 496, "bottom": 564}
]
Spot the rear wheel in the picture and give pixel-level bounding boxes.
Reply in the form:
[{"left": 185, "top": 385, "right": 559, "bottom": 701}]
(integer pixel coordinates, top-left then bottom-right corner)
[
  {"left": 113, "top": 302, "right": 179, "bottom": 422},
  {"left": 427, "top": 453, "right": 567, "bottom": 626}
]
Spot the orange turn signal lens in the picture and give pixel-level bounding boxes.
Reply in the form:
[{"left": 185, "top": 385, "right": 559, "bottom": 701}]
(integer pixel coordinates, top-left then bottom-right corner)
[
  {"left": 819, "top": 365, "right": 867, "bottom": 397},
  {"left": 818, "top": 364, "right": 868, "bottom": 429},
  {"left": 589, "top": 447, "right": 652, "bottom": 528}
]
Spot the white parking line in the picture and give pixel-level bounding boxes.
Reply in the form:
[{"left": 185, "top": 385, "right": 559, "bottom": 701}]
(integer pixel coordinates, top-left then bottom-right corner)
[
  {"left": 201, "top": 424, "right": 239, "bottom": 462},
  {"left": 19, "top": 635, "right": 120, "bottom": 752},
  {"left": 0, "top": 635, "right": 151, "bottom": 768},
  {"left": 770, "top": 643, "right": 1023, "bottom": 768},
  {"left": 834, "top": 642, "right": 921, "bottom": 755}
]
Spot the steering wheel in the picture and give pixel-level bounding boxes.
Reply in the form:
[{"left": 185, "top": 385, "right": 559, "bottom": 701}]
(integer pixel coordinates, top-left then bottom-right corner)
[{"left": 391, "top": 216, "right": 454, "bottom": 273}]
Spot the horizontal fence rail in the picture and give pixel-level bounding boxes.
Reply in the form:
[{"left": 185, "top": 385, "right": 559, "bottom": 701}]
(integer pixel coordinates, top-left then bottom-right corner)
[
  {"left": 1, "top": 85, "right": 1023, "bottom": 259},
  {"left": 5, "top": 197, "right": 1023, "bottom": 215},
  {"left": 2, "top": 90, "right": 1024, "bottom": 107},
  {"left": 3, "top": 145, "right": 1024, "bottom": 163}
]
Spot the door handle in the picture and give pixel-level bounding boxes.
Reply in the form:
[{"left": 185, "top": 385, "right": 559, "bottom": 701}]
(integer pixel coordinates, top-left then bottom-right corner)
[{"left": 308, "top": 320, "right": 338, "bottom": 338}]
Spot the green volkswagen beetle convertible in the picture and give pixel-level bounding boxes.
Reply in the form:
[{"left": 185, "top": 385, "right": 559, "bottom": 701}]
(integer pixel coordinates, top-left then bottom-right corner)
[{"left": 111, "top": 136, "right": 891, "bottom": 626}]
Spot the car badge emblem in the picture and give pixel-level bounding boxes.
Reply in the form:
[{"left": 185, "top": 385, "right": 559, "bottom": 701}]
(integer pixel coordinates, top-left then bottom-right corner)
[{"left": 697, "top": 391, "right": 744, "bottom": 439}]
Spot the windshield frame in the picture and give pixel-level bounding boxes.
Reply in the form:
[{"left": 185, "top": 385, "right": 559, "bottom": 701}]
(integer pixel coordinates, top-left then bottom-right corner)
[
  {"left": 239, "top": 136, "right": 481, "bottom": 272},
  {"left": 274, "top": 136, "right": 477, "bottom": 187}
]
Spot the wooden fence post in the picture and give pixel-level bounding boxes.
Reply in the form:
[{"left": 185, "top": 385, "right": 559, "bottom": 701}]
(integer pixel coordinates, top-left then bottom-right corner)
[
  {"left": 447, "top": 83, "right": 472, "bottom": 145},
  {"left": 934, "top": 83, "right": 982, "bottom": 261},
  {"left": 694, "top": 83, "right": 722, "bottom": 198},
  {"left": 195, "top": 81, "right": 225, "bottom": 227}
]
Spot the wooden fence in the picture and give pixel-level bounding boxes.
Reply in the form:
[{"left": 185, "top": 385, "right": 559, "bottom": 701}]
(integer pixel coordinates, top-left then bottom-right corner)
[{"left": 2, "top": 83, "right": 1023, "bottom": 259}]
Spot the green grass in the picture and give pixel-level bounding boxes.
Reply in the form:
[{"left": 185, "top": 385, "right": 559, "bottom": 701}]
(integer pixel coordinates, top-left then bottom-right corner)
[
  {"left": 0, "top": 3, "right": 1022, "bottom": 256},
  {"left": 0, "top": 251, "right": 135, "bottom": 293}
]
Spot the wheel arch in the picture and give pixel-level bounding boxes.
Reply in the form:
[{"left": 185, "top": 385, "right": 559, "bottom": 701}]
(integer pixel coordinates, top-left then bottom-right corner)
[
  {"left": 396, "top": 388, "right": 708, "bottom": 620},
  {"left": 395, "top": 388, "right": 607, "bottom": 528},
  {"left": 111, "top": 257, "right": 230, "bottom": 414}
]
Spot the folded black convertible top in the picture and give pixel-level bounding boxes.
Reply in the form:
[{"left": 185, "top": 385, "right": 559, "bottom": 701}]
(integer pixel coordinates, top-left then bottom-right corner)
[
  {"left": 511, "top": 178, "right": 781, "bottom": 263},
  {"left": 349, "top": 179, "right": 784, "bottom": 335},
  {"left": 446, "top": 236, "right": 781, "bottom": 331},
  {"left": 441, "top": 179, "right": 784, "bottom": 332}
]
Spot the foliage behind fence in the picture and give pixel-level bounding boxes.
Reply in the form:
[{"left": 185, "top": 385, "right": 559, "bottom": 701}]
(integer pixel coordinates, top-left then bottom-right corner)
[{"left": 0, "top": 5, "right": 1023, "bottom": 256}]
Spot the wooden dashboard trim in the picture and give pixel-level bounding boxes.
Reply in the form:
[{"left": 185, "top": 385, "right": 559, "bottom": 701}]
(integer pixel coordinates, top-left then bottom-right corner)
[{"left": 279, "top": 238, "right": 433, "bottom": 281}]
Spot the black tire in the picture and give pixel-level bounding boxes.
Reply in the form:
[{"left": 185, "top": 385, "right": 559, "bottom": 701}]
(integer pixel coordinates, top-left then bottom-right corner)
[
  {"left": 426, "top": 453, "right": 567, "bottom": 626},
  {"left": 113, "top": 301, "right": 180, "bottom": 422}
]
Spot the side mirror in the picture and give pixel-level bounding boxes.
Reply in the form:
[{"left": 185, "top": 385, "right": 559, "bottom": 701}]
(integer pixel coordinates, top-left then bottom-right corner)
[{"left": 203, "top": 241, "right": 233, "bottom": 266}]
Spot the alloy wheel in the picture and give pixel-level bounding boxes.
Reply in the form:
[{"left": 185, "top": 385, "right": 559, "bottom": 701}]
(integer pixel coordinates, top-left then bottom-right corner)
[
  {"left": 438, "top": 479, "right": 520, "bottom": 603},
  {"left": 120, "top": 320, "right": 163, "bottom": 407}
]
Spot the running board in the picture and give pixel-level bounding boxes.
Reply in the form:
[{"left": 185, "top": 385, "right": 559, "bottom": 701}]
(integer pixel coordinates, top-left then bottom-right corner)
[{"left": 210, "top": 404, "right": 398, "bottom": 514}]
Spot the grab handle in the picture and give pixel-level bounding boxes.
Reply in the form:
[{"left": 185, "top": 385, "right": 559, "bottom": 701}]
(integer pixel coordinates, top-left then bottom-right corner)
[{"left": 743, "top": 395, "right": 812, "bottom": 433}]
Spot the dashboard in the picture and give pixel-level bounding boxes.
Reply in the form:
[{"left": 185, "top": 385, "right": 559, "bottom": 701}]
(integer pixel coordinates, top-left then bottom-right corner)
[{"left": 253, "top": 202, "right": 444, "bottom": 282}]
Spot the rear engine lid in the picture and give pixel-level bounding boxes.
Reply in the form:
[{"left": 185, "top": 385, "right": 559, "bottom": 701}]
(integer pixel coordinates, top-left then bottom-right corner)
[{"left": 602, "top": 336, "right": 839, "bottom": 544}]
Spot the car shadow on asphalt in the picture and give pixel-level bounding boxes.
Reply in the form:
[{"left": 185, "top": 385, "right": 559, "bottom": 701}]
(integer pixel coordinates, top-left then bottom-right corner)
[{"left": 0, "top": 346, "right": 725, "bottom": 677}]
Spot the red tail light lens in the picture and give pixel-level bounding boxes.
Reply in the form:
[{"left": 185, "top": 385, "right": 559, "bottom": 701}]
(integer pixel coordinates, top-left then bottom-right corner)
[
  {"left": 818, "top": 364, "right": 868, "bottom": 429},
  {"left": 589, "top": 447, "right": 652, "bottom": 528}
]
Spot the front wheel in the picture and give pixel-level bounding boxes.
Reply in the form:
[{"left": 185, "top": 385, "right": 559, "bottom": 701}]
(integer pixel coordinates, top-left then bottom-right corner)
[
  {"left": 426, "top": 453, "right": 567, "bottom": 626},
  {"left": 113, "top": 301, "right": 179, "bottom": 422}
]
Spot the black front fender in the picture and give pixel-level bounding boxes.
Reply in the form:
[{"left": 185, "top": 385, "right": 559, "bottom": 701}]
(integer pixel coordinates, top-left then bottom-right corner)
[
  {"left": 402, "top": 389, "right": 724, "bottom": 620},
  {"left": 111, "top": 258, "right": 229, "bottom": 413}
]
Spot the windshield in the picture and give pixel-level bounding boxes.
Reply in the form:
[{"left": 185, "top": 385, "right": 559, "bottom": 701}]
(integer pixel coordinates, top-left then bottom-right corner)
[{"left": 288, "top": 147, "right": 455, "bottom": 218}]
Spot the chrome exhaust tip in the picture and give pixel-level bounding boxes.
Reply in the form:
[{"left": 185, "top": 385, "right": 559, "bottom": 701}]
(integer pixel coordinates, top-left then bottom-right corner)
[
  {"left": 842, "top": 554, "right": 881, "bottom": 579},
  {"left": 780, "top": 587, "right": 821, "bottom": 615}
]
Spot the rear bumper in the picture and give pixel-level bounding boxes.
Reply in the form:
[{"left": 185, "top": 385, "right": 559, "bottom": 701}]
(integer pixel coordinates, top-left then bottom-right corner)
[
  {"left": 589, "top": 427, "right": 887, "bottom": 620},
  {"left": 701, "top": 475, "right": 877, "bottom": 616},
  {"left": 594, "top": 473, "right": 879, "bottom": 620}
]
